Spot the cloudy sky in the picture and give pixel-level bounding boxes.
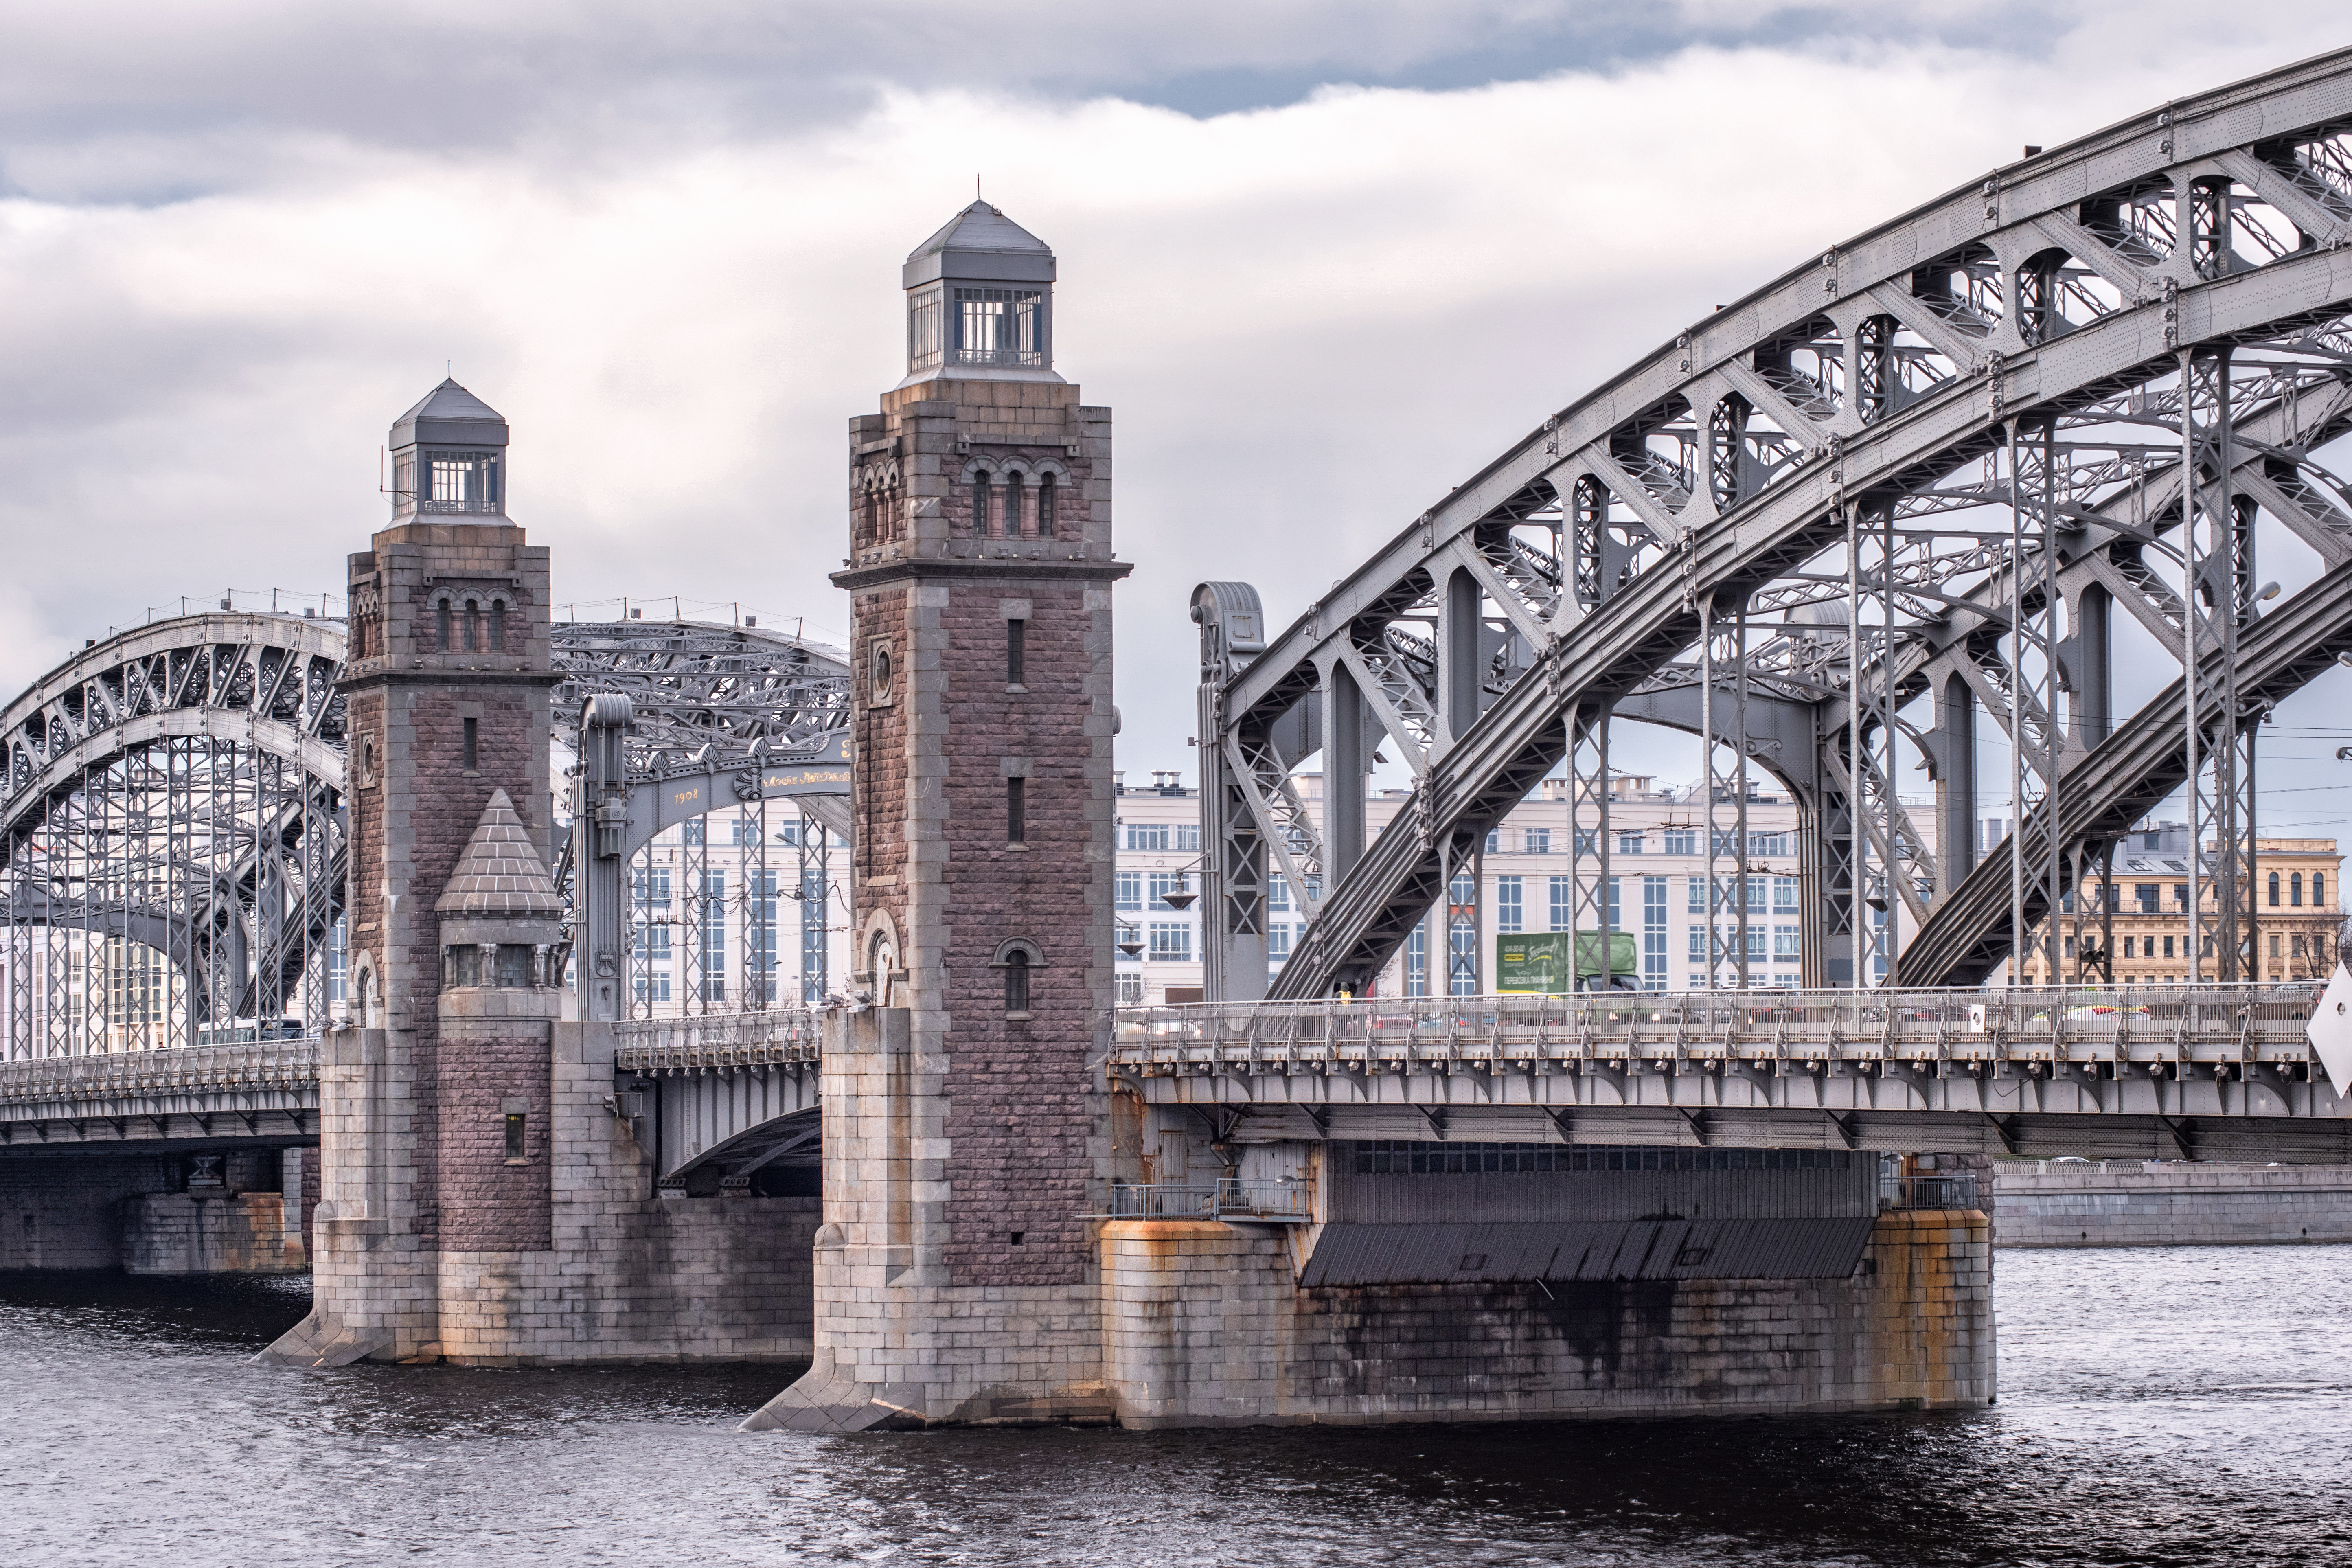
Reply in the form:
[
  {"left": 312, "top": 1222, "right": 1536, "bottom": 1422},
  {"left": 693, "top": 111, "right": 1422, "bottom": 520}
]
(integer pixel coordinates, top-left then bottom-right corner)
[{"left": 6, "top": 2, "right": 2352, "bottom": 835}]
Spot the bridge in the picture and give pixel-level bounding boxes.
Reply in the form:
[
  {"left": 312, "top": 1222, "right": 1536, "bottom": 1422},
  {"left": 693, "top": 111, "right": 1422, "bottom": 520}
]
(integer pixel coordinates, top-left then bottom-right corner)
[{"left": 4, "top": 51, "right": 2352, "bottom": 1427}]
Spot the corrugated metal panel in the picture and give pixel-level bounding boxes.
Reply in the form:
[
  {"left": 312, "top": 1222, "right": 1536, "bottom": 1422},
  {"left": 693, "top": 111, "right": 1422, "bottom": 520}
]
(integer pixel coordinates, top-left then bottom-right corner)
[{"left": 1299, "top": 1218, "right": 1876, "bottom": 1287}]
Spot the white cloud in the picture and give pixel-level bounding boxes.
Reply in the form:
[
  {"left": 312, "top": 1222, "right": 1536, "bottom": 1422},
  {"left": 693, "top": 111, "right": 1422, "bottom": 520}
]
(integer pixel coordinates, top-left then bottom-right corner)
[{"left": 3, "top": 14, "right": 2351, "bottom": 821}]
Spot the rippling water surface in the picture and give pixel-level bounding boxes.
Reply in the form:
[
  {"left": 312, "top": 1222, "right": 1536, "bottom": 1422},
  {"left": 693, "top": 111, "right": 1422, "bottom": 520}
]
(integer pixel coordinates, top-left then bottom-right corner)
[{"left": 4, "top": 1248, "right": 2351, "bottom": 1566}]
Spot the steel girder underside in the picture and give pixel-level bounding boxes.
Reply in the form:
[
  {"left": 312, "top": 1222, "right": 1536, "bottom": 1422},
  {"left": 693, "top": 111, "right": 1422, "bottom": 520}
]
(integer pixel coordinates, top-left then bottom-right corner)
[
  {"left": 0, "top": 612, "right": 849, "bottom": 1055},
  {"left": 1199, "top": 46, "right": 2352, "bottom": 1002}
]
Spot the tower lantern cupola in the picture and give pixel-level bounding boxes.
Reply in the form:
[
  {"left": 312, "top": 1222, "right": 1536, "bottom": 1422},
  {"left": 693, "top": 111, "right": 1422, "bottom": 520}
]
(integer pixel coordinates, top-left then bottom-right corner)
[
  {"left": 901, "top": 200, "right": 1061, "bottom": 387},
  {"left": 389, "top": 378, "right": 511, "bottom": 521}
]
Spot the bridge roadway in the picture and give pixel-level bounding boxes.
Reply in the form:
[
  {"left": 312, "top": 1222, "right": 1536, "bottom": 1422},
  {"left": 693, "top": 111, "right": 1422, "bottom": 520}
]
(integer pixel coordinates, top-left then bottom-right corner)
[
  {"left": 0, "top": 1037, "right": 317, "bottom": 1149},
  {"left": 9, "top": 980, "right": 2347, "bottom": 1167},
  {"left": 1106, "top": 983, "right": 2352, "bottom": 1162}
]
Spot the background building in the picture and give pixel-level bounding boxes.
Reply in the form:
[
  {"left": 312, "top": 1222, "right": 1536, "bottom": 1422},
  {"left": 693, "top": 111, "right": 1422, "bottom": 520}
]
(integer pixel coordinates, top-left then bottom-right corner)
[
  {"left": 1113, "top": 767, "right": 1808, "bottom": 1003},
  {"left": 2011, "top": 820, "right": 2341, "bottom": 986}
]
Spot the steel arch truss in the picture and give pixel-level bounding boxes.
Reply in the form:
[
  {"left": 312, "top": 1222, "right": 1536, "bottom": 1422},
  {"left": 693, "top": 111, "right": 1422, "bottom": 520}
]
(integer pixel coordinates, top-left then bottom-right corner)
[
  {"left": 1201, "top": 48, "right": 2352, "bottom": 1000},
  {"left": 0, "top": 611, "right": 852, "bottom": 1055}
]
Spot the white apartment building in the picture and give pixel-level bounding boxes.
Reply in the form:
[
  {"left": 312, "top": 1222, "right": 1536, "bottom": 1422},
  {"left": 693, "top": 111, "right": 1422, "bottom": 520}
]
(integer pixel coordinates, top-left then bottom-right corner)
[
  {"left": 1113, "top": 768, "right": 1810, "bottom": 1004},
  {"left": 618, "top": 813, "right": 855, "bottom": 1015}
]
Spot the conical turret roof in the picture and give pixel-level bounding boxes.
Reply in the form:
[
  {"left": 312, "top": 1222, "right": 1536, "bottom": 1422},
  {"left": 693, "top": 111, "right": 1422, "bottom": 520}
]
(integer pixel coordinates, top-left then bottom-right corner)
[{"left": 436, "top": 788, "right": 562, "bottom": 917}]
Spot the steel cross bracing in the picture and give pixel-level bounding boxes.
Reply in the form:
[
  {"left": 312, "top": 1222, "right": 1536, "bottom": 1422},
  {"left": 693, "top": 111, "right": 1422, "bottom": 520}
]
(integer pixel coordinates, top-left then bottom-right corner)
[
  {"left": 1197, "top": 48, "right": 2352, "bottom": 1002},
  {"left": 0, "top": 612, "right": 850, "bottom": 1055}
]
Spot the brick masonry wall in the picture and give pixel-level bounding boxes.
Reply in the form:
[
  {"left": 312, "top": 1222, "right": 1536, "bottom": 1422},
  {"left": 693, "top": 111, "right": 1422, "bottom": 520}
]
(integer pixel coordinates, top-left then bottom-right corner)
[
  {"left": 1994, "top": 1161, "right": 2352, "bottom": 1246},
  {"left": 434, "top": 1033, "right": 553, "bottom": 1252},
  {"left": 0, "top": 1154, "right": 180, "bottom": 1269},
  {"left": 119, "top": 1192, "right": 305, "bottom": 1274},
  {"left": 1099, "top": 1209, "right": 1993, "bottom": 1427},
  {"left": 938, "top": 576, "right": 1095, "bottom": 1287}
]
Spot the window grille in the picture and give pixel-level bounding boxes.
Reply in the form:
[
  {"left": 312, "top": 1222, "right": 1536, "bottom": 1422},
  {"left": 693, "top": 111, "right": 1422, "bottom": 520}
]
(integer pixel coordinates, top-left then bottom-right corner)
[
  {"left": 423, "top": 451, "right": 500, "bottom": 514},
  {"left": 952, "top": 287, "right": 1048, "bottom": 368}
]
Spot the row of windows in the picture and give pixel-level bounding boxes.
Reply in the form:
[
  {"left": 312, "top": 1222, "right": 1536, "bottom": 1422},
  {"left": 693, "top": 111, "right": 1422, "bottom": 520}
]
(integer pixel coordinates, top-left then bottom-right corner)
[
  {"left": 1122, "top": 822, "right": 1202, "bottom": 852},
  {"left": 1482, "top": 829, "right": 1793, "bottom": 858},
  {"left": 1687, "top": 925, "right": 1803, "bottom": 959},
  {"left": 1353, "top": 1142, "right": 1862, "bottom": 1175},
  {"left": 1482, "top": 875, "right": 1800, "bottom": 933}
]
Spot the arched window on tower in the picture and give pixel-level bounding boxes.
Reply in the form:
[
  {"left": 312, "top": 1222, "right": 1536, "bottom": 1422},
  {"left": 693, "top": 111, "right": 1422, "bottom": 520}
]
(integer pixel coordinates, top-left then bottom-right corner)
[
  {"left": 490, "top": 599, "right": 507, "bottom": 654},
  {"left": 464, "top": 599, "right": 482, "bottom": 654},
  {"left": 1004, "top": 949, "right": 1030, "bottom": 1014},
  {"left": 973, "top": 471, "right": 991, "bottom": 537},
  {"left": 1005, "top": 471, "right": 1025, "bottom": 538},
  {"left": 437, "top": 599, "right": 453, "bottom": 652},
  {"left": 1038, "top": 474, "right": 1056, "bottom": 539}
]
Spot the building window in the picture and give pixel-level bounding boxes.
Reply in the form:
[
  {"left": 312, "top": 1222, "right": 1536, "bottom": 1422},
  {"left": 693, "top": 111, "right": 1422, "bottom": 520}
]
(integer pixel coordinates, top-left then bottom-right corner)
[
  {"left": 2135, "top": 884, "right": 2159, "bottom": 913},
  {"left": 1407, "top": 921, "right": 1428, "bottom": 997},
  {"left": 2271, "top": 934, "right": 2284, "bottom": 959},
  {"left": 2269, "top": 872, "right": 2282, "bottom": 907},
  {"left": 701, "top": 871, "right": 726, "bottom": 1001},
  {"left": 490, "top": 599, "right": 506, "bottom": 653},
  {"left": 1773, "top": 876, "right": 1798, "bottom": 910},
  {"left": 1149, "top": 872, "right": 1189, "bottom": 908},
  {"left": 973, "top": 471, "right": 993, "bottom": 536},
  {"left": 1748, "top": 832, "right": 1792, "bottom": 857},
  {"left": 1007, "top": 777, "right": 1026, "bottom": 845},
  {"left": 1773, "top": 925, "right": 1800, "bottom": 958},
  {"left": 462, "top": 716, "right": 478, "bottom": 770},
  {"left": 1642, "top": 876, "right": 1667, "bottom": 990},
  {"left": 328, "top": 918, "right": 348, "bottom": 1004},
  {"left": 1268, "top": 923, "right": 1292, "bottom": 962},
  {"left": 1616, "top": 833, "right": 1643, "bottom": 855},
  {"left": 1125, "top": 823, "right": 1170, "bottom": 851},
  {"left": 464, "top": 599, "right": 481, "bottom": 653},
  {"left": 1495, "top": 876, "right": 1523, "bottom": 933},
  {"left": 2292, "top": 872, "right": 2304, "bottom": 907},
  {"left": 1486, "top": 830, "right": 1502, "bottom": 854},
  {"left": 1148, "top": 923, "right": 1192, "bottom": 963},
  {"left": 1116, "top": 872, "right": 1142, "bottom": 912},
  {"left": 2317, "top": 873, "right": 2328, "bottom": 908},
  {"left": 1664, "top": 830, "right": 1696, "bottom": 856},
  {"left": 1524, "top": 829, "right": 1550, "bottom": 855},
  {"left": 505, "top": 1112, "right": 527, "bottom": 1160},
  {"left": 1549, "top": 875, "right": 1573, "bottom": 933},
  {"left": 2174, "top": 884, "right": 2189, "bottom": 909},
  {"left": 1688, "top": 877, "right": 1705, "bottom": 914},
  {"left": 1003, "top": 950, "right": 1031, "bottom": 1013},
  {"left": 437, "top": 599, "right": 453, "bottom": 652},
  {"left": 682, "top": 818, "right": 705, "bottom": 847},
  {"left": 1006, "top": 618, "right": 1026, "bottom": 685},
  {"left": 1688, "top": 927, "right": 1706, "bottom": 961},
  {"left": 1449, "top": 921, "right": 1478, "bottom": 996},
  {"left": 1039, "top": 474, "right": 1057, "bottom": 538},
  {"left": 1114, "top": 972, "right": 1143, "bottom": 1006},
  {"left": 1176, "top": 823, "right": 1200, "bottom": 852},
  {"left": 1268, "top": 875, "right": 1291, "bottom": 913}
]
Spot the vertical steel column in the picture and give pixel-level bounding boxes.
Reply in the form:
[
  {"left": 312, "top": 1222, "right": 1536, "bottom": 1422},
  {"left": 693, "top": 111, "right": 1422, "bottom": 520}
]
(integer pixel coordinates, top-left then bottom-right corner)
[
  {"left": 1323, "top": 662, "right": 1367, "bottom": 887},
  {"left": 579, "top": 693, "right": 633, "bottom": 1022},
  {"left": 1734, "top": 597, "right": 1752, "bottom": 988},
  {"left": 2180, "top": 348, "right": 2253, "bottom": 981},
  {"left": 1846, "top": 505, "right": 1868, "bottom": 988}
]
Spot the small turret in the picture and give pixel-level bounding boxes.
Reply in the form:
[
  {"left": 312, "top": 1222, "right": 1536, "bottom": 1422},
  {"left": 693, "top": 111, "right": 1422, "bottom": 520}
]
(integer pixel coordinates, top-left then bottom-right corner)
[
  {"left": 389, "top": 379, "right": 510, "bottom": 522},
  {"left": 900, "top": 201, "right": 1060, "bottom": 387}
]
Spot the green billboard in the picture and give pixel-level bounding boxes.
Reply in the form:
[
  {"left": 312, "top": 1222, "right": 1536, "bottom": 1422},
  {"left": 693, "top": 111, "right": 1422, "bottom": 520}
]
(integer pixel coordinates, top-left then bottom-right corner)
[{"left": 1494, "top": 930, "right": 1636, "bottom": 993}]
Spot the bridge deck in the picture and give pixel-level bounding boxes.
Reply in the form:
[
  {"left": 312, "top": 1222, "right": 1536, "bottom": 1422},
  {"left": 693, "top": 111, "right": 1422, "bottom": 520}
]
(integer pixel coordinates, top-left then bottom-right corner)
[
  {"left": 1105, "top": 985, "right": 2352, "bottom": 1160},
  {"left": 0, "top": 1038, "right": 319, "bottom": 1146}
]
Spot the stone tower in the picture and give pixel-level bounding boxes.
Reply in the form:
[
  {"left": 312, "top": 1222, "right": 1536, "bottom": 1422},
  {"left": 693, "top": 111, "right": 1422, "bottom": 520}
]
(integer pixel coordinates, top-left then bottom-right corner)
[
  {"left": 746, "top": 202, "right": 1128, "bottom": 1429},
  {"left": 267, "top": 380, "right": 559, "bottom": 1364}
]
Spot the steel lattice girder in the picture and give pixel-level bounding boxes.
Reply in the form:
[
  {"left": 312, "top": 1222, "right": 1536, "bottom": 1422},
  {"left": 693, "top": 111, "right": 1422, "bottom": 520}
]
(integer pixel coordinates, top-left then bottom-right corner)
[
  {"left": 1204, "top": 47, "right": 2352, "bottom": 1000},
  {"left": 0, "top": 610, "right": 849, "bottom": 1053}
]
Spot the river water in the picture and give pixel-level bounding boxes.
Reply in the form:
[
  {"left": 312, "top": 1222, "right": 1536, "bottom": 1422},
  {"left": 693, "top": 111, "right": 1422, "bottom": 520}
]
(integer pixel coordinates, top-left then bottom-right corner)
[{"left": 3, "top": 1248, "right": 2349, "bottom": 1567}]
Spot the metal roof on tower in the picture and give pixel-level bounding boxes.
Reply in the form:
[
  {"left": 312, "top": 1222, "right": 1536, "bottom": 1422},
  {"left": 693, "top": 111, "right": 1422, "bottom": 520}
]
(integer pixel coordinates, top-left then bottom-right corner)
[
  {"left": 903, "top": 201, "right": 1056, "bottom": 289},
  {"left": 391, "top": 378, "right": 510, "bottom": 450}
]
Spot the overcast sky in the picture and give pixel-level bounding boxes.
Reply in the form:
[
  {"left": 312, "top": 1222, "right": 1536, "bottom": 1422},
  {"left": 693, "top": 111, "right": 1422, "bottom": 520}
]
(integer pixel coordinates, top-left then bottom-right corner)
[{"left": 6, "top": 2, "right": 2352, "bottom": 838}]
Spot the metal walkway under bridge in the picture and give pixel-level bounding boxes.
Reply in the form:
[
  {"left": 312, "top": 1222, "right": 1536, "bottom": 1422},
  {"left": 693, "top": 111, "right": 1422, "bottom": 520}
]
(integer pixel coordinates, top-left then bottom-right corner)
[{"left": 1193, "top": 47, "right": 2352, "bottom": 1005}]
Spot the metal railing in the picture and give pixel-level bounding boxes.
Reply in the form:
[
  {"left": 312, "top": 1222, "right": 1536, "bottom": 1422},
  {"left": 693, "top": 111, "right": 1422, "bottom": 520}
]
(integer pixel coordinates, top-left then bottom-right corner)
[
  {"left": 0, "top": 1038, "right": 321, "bottom": 1109},
  {"left": 612, "top": 1008, "right": 823, "bottom": 1072},
  {"left": 1882, "top": 1172, "right": 1981, "bottom": 1211},
  {"left": 1101, "top": 1178, "right": 1313, "bottom": 1223},
  {"left": 1106, "top": 982, "right": 2326, "bottom": 1072}
]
